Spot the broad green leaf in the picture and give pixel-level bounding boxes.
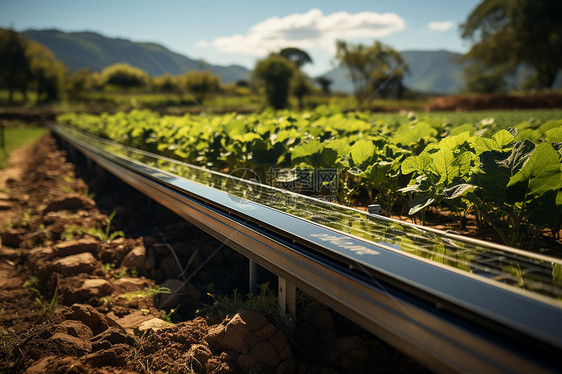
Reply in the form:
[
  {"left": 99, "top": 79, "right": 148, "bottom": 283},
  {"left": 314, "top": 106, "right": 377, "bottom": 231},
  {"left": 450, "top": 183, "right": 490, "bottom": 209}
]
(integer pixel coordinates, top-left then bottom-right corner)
[
  {"left": 527, "top": 190, "right": 562, "bottom": 225},
  {"left": 291, "top": 140, "right": 323, "bottom": 161},
  {"left": 325, "top": 138, "right": 352, "bottom": 158},
  {"left": 545, "top": 127, "right": 562, "bottom": 143},
  {"left": 408, "top": 194, "right": 435, "bottom": 215},
  {"left": 392, "top": 121, "right": 437, "bottom": 146},
  {"left": 431, "top": 147, "right": 456, "bottom": 184},
  {"left": 507, "top": 143, "right": 561, "bottom": 198},
  {"left": 475, "top": 141, "right": 535, "bottom": 206},
  {"left": 350, "top": 139, "right": 376, "bottom": 167},
  {"left": 473, "top": 129, "right": 514, "bottom": 154},
  {"left": 439, "top": 131, "right": 471, "bottom": 151},
  {"left": 402, "top": 153, "right": 432, "bottom": 175},
  {"left": 442, "top": 184, "right": 476, "bottom": 199},
  {"left": 450, "top": 124, "right": 475, "bottom": 136}
]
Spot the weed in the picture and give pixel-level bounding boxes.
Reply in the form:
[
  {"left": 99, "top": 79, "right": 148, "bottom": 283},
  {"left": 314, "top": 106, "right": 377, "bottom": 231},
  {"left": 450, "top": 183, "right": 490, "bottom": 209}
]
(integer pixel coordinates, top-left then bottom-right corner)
[
  {"left": 61, "top": 210, "right": 124, "bottom": 243},
  {"left": 198, "top": 283, "right": 278, "bottom": 323},
  {"left": 119, "top": 285, "right": 171, "bottom": 302},
  {"left": 162, "top": 306, "right": 179, "bottom": 323}
]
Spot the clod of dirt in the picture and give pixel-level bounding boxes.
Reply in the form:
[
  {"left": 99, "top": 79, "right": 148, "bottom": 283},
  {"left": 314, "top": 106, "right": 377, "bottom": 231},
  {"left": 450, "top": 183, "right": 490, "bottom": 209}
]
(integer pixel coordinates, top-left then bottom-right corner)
[
  {"left": 91, "top": 326, "right": 139, "bottom": 350},
  {"left": 48, "top": 252, "right": 99, "bottom": 277},
  {"left": 64, "top": 304, "right": 121, "bottom": 335},
  {"left": 53, "top": 319, "right": 94, "bottom": 340},
  {"left": 60, "top": 277, "right": 114, "bottom": 305},
  {"left": 206, "top": 310, "right": 296, "bottom": 373},
  {"left": 135, "top": 317, "right": 209, "bottom": 372},
  {"left": 111, "top": 276, "right": 150, "bottom": 295},
  {"left": 120, "top": 244, "right": 146, "bottom": 271},
  {"left": 41, "top": 193, "right": 95, "bottom": 214},
  {"left": 83, "top": 343, "right": 130, "bottom": 367},
  {"left": 1, "top": 227, "right": 26, "bottom": 248},
  {"left": 23, "top": 355, "right": 89, "bottom": 374},
  {"left": 53, "top": 237, "right": 99, "bottom": 257}
]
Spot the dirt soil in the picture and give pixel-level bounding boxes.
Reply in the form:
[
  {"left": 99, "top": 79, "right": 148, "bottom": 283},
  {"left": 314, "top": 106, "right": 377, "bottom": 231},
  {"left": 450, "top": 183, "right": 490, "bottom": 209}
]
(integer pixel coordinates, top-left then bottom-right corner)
[
  {"left": 426, "top": 92, "right": 562, "bottom": 111},
  {"left": 0, "top": 134, "right": 427, "bottom": 373}
]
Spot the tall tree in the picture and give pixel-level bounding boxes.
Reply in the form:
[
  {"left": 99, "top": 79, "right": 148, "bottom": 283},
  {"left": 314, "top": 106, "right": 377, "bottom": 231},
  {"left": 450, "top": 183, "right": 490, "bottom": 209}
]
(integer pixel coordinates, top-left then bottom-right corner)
[
  {"left": 279, "top": 47, "right": 313, "bottom": 68},
  {"left": 461, "top": 0, "right": 562, "bottom": 89},
  {"left": 181, "top": 70, "right": 221, "bottom": 104},
  {"left": 279, "top": 47, "right": 313, "bottom": 109},
  {"left": 101, "top": 63, "right": 149, "bottom": 90},
  {"left": 335, "top": 40, "right": 408, "bottom": 104},
  {"left": 315, "top": 77, "right": 332, "bottom": 95},
  {"left": 0, "top": 28, "right": 31, "bottom": 103},
  {"left": 253, "top": 55, "right": 295, "bottom": 109},
  {"left": 27, "top": 40, "right": 67, "bottom": 102}
]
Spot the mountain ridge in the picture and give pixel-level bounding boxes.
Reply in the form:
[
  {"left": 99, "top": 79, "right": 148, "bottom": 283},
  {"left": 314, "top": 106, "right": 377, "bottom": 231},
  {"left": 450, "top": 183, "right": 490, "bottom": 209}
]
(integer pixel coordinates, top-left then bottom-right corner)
[
  {"left": 22, "top": 28, "right": 250, "bottom": 84},
  {"left": 22, "top": 28, "right": 471, "bottom": 93}
]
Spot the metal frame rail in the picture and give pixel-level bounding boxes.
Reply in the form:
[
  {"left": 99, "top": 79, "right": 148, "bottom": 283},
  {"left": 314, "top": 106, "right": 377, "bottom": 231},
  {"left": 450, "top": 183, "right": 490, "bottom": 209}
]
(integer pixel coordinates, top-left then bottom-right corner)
[{"left": 52, "top": 124, "right": 562, "bottom": 374}]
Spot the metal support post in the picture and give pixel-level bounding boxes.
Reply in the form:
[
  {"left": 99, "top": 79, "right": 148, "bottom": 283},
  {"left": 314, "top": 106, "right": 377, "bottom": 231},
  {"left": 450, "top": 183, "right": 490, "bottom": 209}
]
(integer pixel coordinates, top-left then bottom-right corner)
[
  {"left": 249, "top": 259, "right": 257, "bottom": 295},
  {"left": 278, "top": 276, "right": 296, "bottom": 328}
]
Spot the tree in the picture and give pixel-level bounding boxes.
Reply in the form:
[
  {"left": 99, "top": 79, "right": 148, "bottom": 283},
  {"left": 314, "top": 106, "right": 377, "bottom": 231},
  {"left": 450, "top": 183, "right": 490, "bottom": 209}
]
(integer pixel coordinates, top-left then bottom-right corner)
[
  {"left": 279, "top": 47, "right": 313, "bottom": 68},
  {"left": 278, "top": 47, "right": 313, "bottom": 110},
  {"left": 153, "top": 73, "right": 179, "bottom": 93},
  {"left": 67, "top": 69, "right": 93, "bottom": 99},
  {"left": 292, "top": 71, "right": 312, "bottom": 110},
  {"left": 253, "top": 55, "right": 295, "bottom": 109},
  {"left": 315, "top": 77, "right": 332, "bottom": 95},
  {"left": 27, "top": 40, "right": 67, "bottom": 102},
  {"left": 461, "top": 0, "right": 562, "bottom": 89},
  {"left": 101, "top": 63, "right": 149, "bottom": 90},
  {"left": 0, "top": 28, "right": 31, "bottom": 103},
  {"left": 335, "top": 40, "right": 408, "bottom": 104},
  {"left": 181, "top": 70, "right": 221, "bottom": 103}
]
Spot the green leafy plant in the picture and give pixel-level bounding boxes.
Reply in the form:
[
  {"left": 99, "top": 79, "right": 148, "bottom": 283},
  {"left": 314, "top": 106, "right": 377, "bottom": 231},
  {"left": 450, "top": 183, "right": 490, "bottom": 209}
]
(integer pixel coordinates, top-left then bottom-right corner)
[{"left": 61, "top": 211, "right": 124, "bottom": 243}]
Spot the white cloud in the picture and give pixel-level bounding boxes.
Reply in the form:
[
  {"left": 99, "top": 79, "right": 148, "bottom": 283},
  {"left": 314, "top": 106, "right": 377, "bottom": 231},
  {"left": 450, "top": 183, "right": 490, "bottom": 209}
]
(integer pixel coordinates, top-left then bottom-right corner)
[
  {"left": 428, "top": 21, "right": 455, "bottom": 32},
  {"left": 210, "top": 8, "right": 406, "bottom": 56},
  {"left": 196, "top": 40, "right": 209, "bottom": 47}
]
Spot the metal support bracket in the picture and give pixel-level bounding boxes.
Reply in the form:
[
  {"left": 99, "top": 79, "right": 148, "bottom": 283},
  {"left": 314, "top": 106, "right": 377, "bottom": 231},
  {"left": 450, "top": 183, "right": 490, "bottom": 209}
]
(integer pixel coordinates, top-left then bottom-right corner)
[{"left": 278, "top": 276, "right": 296, "bottom": 328}]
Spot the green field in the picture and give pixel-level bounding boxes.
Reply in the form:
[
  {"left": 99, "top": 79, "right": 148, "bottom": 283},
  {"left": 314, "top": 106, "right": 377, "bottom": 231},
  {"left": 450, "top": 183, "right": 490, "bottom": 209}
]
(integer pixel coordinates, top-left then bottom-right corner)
[
  {"left": 0, "top": 125, "right": 48, "bottom": 169},
  {"left": 58, "top": 108, "right": 562, "bottom": 248}
]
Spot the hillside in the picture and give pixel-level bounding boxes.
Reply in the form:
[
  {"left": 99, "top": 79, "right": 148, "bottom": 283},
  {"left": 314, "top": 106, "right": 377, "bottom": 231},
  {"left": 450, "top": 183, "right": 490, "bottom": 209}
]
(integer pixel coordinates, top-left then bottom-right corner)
[
  {"left": 22, "top": 29, "right": 250, "bottom": 84},
  {"left": 321, "top": 50, "right": 466, "bottom": 94}
]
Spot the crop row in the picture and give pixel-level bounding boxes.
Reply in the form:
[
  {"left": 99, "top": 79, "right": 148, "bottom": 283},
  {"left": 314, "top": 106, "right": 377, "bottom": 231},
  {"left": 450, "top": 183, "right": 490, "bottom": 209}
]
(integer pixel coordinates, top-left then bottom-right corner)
[{"left": 57, "top": 107, "right": 562, "bottom": 248}]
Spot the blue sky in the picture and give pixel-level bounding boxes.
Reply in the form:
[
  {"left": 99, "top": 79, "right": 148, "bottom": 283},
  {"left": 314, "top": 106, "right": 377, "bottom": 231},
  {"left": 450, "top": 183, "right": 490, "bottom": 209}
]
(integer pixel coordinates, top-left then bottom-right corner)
[{"left": 0, "top": 0, "right": 480, "bottom": 75}]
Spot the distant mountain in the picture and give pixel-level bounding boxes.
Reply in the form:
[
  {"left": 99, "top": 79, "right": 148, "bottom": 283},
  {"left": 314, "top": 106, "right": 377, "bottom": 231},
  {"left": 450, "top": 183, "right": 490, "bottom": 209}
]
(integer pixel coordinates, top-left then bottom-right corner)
[
  {"left": 22, "top": 29, "right": 250, "bottom": 84},
  {"left": 321, "top": 50, "right": 466, "bottom": 94}
]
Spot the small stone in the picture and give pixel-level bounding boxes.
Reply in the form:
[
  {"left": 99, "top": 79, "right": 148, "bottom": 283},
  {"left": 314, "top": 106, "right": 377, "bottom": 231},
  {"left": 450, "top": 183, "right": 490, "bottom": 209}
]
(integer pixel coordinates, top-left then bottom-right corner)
[
  {"left": 135, "top": 318, "right": 170, "bottom": 335},
  {"left": 113, "top": 309, "right": 156, "bottom": 335}
]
